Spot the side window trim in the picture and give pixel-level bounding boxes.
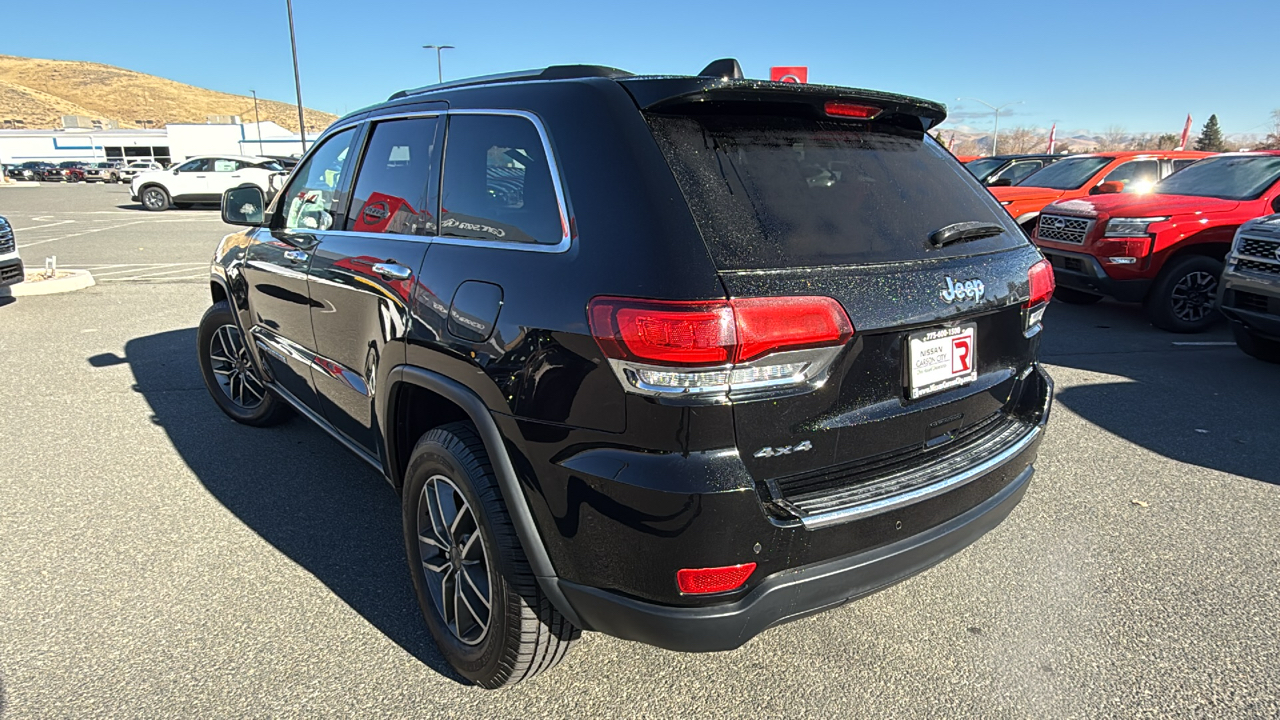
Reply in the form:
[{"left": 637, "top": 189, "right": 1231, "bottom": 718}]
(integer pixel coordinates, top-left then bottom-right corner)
[
  {"left": 441, "top": 109, "right": 572, "bottom": 253},
  {"left": 310, "top": 109, "right": 574, "bottom": 254}
]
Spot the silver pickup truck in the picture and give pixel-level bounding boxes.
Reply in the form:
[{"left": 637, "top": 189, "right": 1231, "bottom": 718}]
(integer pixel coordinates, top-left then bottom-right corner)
[{"left": 1219, "top": 214, "right": 1280, "bottom": 362}]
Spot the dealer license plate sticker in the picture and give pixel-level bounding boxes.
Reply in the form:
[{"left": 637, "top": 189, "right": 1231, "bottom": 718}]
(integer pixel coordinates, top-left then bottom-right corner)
[{"left": 907, "top": 324, "right": 977, "bottom": 399}]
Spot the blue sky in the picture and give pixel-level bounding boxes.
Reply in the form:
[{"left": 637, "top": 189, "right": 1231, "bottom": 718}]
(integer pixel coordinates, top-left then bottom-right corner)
[{"left": 4, "top": 0, "right": 1276, "bottom": 137}]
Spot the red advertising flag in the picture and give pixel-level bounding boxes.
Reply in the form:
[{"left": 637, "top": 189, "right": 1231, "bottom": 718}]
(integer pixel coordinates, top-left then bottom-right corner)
[
  {"left": 770, "top": 66, "right": 808, "bottom": 83},
  {"left": 1178, "top": 114, "right": 1193, "bottom": 150},
  {"left": 1046, "top": 123, "right": 1057, "bottom": 154}
]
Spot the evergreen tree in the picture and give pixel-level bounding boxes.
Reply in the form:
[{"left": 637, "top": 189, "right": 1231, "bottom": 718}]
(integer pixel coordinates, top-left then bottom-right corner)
[{"left": 1194, "top": 114, "right": 1226, "bottom": 152}]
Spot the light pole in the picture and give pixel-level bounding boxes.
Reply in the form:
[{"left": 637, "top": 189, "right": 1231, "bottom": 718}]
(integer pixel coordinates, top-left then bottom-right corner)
[
  {"left": 423, "top": 45, "right": 455, "bottom": 84},
  {"left": 957, "top": 97, "right": 1023, "bottom": 156},
  {"left": 286, "top": 0, "right": 308, "bottom": 152},
  {"left": 251, "top": 90, "right": 264, "bottom": 156}
]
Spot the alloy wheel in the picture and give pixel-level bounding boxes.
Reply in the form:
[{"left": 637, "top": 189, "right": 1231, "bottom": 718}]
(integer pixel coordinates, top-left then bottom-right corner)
[
  {"left": 417, "top": 474, "right": 492, "bottom": 646},
  {"left": 143, "top": 188, "right": 166, "bottom": 210},
  {"left": 1170, "top": 271, "right": 1218, "bottom": 323},
  {"left": 207, "top": 324, "right": 266, "bottom": 409}
]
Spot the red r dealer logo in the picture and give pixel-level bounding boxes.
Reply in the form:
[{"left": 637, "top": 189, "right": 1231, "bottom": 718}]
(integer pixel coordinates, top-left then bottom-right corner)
[{"left": 951, "top": 335, "right": 972, "bottom": 374}]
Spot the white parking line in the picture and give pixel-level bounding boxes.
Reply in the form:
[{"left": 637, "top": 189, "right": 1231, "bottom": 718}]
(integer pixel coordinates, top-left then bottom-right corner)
[
  {"left": 12, "top": 220, "right": 76, "bottom": 232},
  {"left": 17, "top": 221, "right": 150, "bottom": 249},
  {"left": 97, "top": 274, "right": 206, "bottom": 283},
  {"left": 82, "top": 263, "right": 198, "bottom": 277}
]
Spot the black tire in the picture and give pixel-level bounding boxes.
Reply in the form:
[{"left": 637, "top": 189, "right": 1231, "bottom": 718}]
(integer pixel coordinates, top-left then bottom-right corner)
[
  {"left": 402, "top": 423, "right": 579, "bottom": 688},
  {"left": 196, "top": 301, "right": 292, "bottom": 426},
  {"left": 1144, "top": 255, "right": 1223, "bottom": 333},
  {"left": 141, "top": 185, "right": 170, "bottom": 211},
  {"left": 1232, "top": 324, "right": 1280, "bottom": 364},
  {"left": 1053, "top": 287, "right": 1104, "bottom": 305}
]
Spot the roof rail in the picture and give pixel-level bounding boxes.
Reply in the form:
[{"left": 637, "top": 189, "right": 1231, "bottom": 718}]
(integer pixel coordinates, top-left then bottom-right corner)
[{"left": 389, "top": 65, "right": 634, "bottom": 101}]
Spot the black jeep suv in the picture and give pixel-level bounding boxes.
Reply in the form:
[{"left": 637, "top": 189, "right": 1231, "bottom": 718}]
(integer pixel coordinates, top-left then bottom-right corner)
[{"left": 201, "top": 60, "right": 1055, "bottom": 688}]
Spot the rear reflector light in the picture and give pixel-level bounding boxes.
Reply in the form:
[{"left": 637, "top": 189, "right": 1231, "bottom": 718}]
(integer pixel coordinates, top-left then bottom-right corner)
[
  {"left": 824, "top": 101, "right": 881, "bottom": 119},
  {"left": 676, "top": 563, "right": 756, "bottom": 594},
  {"left": 589, "top": 296, "right": 853, "bottom": 398},
  {"left": 1027, "top": 259, "right": 1055, "bottom": 308}
]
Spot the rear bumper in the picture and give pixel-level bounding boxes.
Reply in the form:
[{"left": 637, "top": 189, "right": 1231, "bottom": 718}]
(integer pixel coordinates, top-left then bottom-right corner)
[
  {"left": 561, "top": 463, "right": 1035, "bottom": 652},
  {"left": 1041, "top": 248, "right": 1150, "bottom": 302},
  {"left": 555, "top": 366, "right": 1052, "bottom": 652}
]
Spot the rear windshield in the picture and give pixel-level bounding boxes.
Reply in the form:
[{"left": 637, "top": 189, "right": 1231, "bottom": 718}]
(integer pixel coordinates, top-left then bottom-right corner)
[
  {"left": 646, "top": 114, "right": 1024, "bottom": 270},
  {"left": 1153, "top": 155, "right": 1280, "bottom": 201}
]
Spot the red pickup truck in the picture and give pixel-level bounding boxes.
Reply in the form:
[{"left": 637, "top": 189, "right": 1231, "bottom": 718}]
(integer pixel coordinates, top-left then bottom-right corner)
[
  {"left": 992, "top": 150, "right": 1212, "bottom": 234},
  {"left": 1032, "top": 151, "right": 1280, "bottom": 332}
]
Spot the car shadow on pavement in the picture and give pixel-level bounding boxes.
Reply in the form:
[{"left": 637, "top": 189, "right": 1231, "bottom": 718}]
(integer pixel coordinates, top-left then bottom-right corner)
[
  {"left": 1042, "top": 303, "right": 1280, "bottom": 486},
  {"left": 109, "top": 328, "right": 464, "bottom": 683}
]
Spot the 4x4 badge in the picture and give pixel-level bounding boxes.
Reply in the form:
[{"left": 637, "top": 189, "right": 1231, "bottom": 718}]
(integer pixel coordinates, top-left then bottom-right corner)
[
  {"left": 754, "top": 440, "right": 812, "bottom": 458},
  {"left": 940, "top": 276, "right": 986, "bottom": 304}
]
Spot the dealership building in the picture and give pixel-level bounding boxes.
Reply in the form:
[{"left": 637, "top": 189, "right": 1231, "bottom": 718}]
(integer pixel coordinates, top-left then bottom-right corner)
[{"left": 0, "top": 119, "right": 320, "bottom": 167}]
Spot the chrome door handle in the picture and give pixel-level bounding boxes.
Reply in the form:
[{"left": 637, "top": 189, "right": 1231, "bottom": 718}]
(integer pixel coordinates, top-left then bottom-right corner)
[
  {"left": 283, "top": 250, "right": 309, "bottom": 262},
  {"left": 372, "top": 263, "right": 412, "bottom": 280}
]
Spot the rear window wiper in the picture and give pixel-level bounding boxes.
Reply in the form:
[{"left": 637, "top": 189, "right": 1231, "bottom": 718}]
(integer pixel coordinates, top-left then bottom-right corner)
[{"left": 929, "top": 221, "right": 1007, "bottom": 248}]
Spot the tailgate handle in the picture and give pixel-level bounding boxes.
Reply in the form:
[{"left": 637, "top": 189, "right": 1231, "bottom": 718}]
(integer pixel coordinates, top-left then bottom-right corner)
[{"left": 930, "top": 221, "right": 1006, "bottom": 248}]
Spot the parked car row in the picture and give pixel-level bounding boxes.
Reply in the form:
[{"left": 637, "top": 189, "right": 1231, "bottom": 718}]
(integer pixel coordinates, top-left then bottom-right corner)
[{"left": 5, "top": 160, "right": 133, "bottom": 182}]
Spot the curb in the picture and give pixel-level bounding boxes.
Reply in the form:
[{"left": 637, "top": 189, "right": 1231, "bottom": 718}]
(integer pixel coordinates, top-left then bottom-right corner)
[{"left": 2, "top": 269, "right": 96, "bottom": 296}]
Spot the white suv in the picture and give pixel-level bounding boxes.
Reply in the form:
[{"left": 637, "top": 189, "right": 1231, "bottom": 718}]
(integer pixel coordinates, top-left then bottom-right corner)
[{"left": 131, "top": 155, "right": 285, "bottom": 211}]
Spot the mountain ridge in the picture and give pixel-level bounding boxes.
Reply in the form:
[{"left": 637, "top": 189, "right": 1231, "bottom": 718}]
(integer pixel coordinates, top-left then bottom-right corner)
[{"left": 0, "top": 55, "right": 336, "bottom": 133}]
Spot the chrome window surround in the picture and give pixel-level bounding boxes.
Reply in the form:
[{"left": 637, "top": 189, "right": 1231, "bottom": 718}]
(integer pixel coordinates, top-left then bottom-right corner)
[{"left": 307, "top": 108, "right": 573, "bottom": 254}]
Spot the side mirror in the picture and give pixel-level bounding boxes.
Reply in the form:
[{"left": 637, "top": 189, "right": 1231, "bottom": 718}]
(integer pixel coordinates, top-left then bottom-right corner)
[
  {"left": 988, "top": 178, "right": 1014, "bottom": 187},
  {"left": 222, "top": 186, "right": 266, "bottom": 226},
  {"left": 1092, "top": 181, "right": 1124, "bottom": 195}
]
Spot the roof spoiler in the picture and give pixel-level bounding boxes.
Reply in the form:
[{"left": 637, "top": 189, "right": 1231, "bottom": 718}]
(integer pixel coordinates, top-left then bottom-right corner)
[{"left": 617, "top": 76, "right": 948, "bottom": 131}]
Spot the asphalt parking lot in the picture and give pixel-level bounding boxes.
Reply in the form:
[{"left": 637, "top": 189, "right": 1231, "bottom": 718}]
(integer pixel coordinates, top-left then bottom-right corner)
[{"left": 1, "top": 183, "right": 1278, "bottom": 718}]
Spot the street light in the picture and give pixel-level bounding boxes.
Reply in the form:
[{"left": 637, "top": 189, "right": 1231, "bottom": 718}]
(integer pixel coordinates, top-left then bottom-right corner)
[
  {"left": 251, "top": 90, "right": 264, "bottom": 156},
  {"left": 956, "top": 97, "right": 1023, "bottom": 156},
  {"left": 423, "top": 45, "right": 455, "bottom": 84},
  {"left": 286, "top": 0, "right": 308, "bottom": 152}
]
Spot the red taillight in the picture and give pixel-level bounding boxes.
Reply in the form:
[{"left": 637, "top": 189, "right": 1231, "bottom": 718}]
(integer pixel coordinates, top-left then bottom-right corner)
[
  {"left": 1027, "top": 259, "right": 1055, "bottom": 307},
  {"left": 731, "top": 296, "right": 853, "bottom": 362},
  {"left": 589, "top": 299, "right": 735, "bottom": 366},
  {"left": 824, "top": 101, "right": 881, "bottom": 119},
  {"left": 588, "top": 296, "right": 853, "bottom": 367},
  {"left": 676, "top": 563, "right": 756, "bottom": 594}
]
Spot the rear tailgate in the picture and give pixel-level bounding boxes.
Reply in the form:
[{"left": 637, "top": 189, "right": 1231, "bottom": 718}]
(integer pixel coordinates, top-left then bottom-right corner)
[{"left": 642, "top": 99, "right": 1047, "bottom": 523}]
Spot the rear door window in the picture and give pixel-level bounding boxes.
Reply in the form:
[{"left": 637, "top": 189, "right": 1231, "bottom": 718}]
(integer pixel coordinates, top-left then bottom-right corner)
[
  {"left": 440, "top": 114, "right": 564, "bottom": 245},
  {"left": 646, "top": 113, "right": 1025, "bottom": 270},
  {"left": 345, "top": 117, "right": 440, "bottom": 236}
]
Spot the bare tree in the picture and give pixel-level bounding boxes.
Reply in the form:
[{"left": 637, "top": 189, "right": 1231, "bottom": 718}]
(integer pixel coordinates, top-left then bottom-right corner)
[
  {"left": 1097, "top": 125, "right": 1129, "bottom": 151},
  {"left": 1261, "top": 109, "right": 1280, "bottom": 150},
  {"left": 998, "top": 126, "right": 1045, "bottom": 154},
  {"left": 1127, "top": 133, "right": 1156, "bottom": 151}
]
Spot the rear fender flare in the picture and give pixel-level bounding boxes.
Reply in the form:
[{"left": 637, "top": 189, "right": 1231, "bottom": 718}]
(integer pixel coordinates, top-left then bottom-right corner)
[{"left": 380, "top": 365, "right": 584, "bottom": 627}]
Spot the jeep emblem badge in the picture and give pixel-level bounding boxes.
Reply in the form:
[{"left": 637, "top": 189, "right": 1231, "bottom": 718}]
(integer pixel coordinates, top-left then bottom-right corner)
[
  {"left": 1050, "top": 216, "right": 1065, "bottom": 230},
  {"left": 940, "top": 277, "right": 986, "bottom": 304}
]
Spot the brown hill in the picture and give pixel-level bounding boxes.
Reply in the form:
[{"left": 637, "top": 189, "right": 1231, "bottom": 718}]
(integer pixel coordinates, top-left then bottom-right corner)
[{"left": 0, "top": 55, "right": 336, "bottom": 133}]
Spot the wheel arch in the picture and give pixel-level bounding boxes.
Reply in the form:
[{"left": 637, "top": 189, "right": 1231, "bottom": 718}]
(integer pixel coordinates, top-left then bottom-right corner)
[{"left": 381, "top": 365, "right": 584, "bottom": 626}]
